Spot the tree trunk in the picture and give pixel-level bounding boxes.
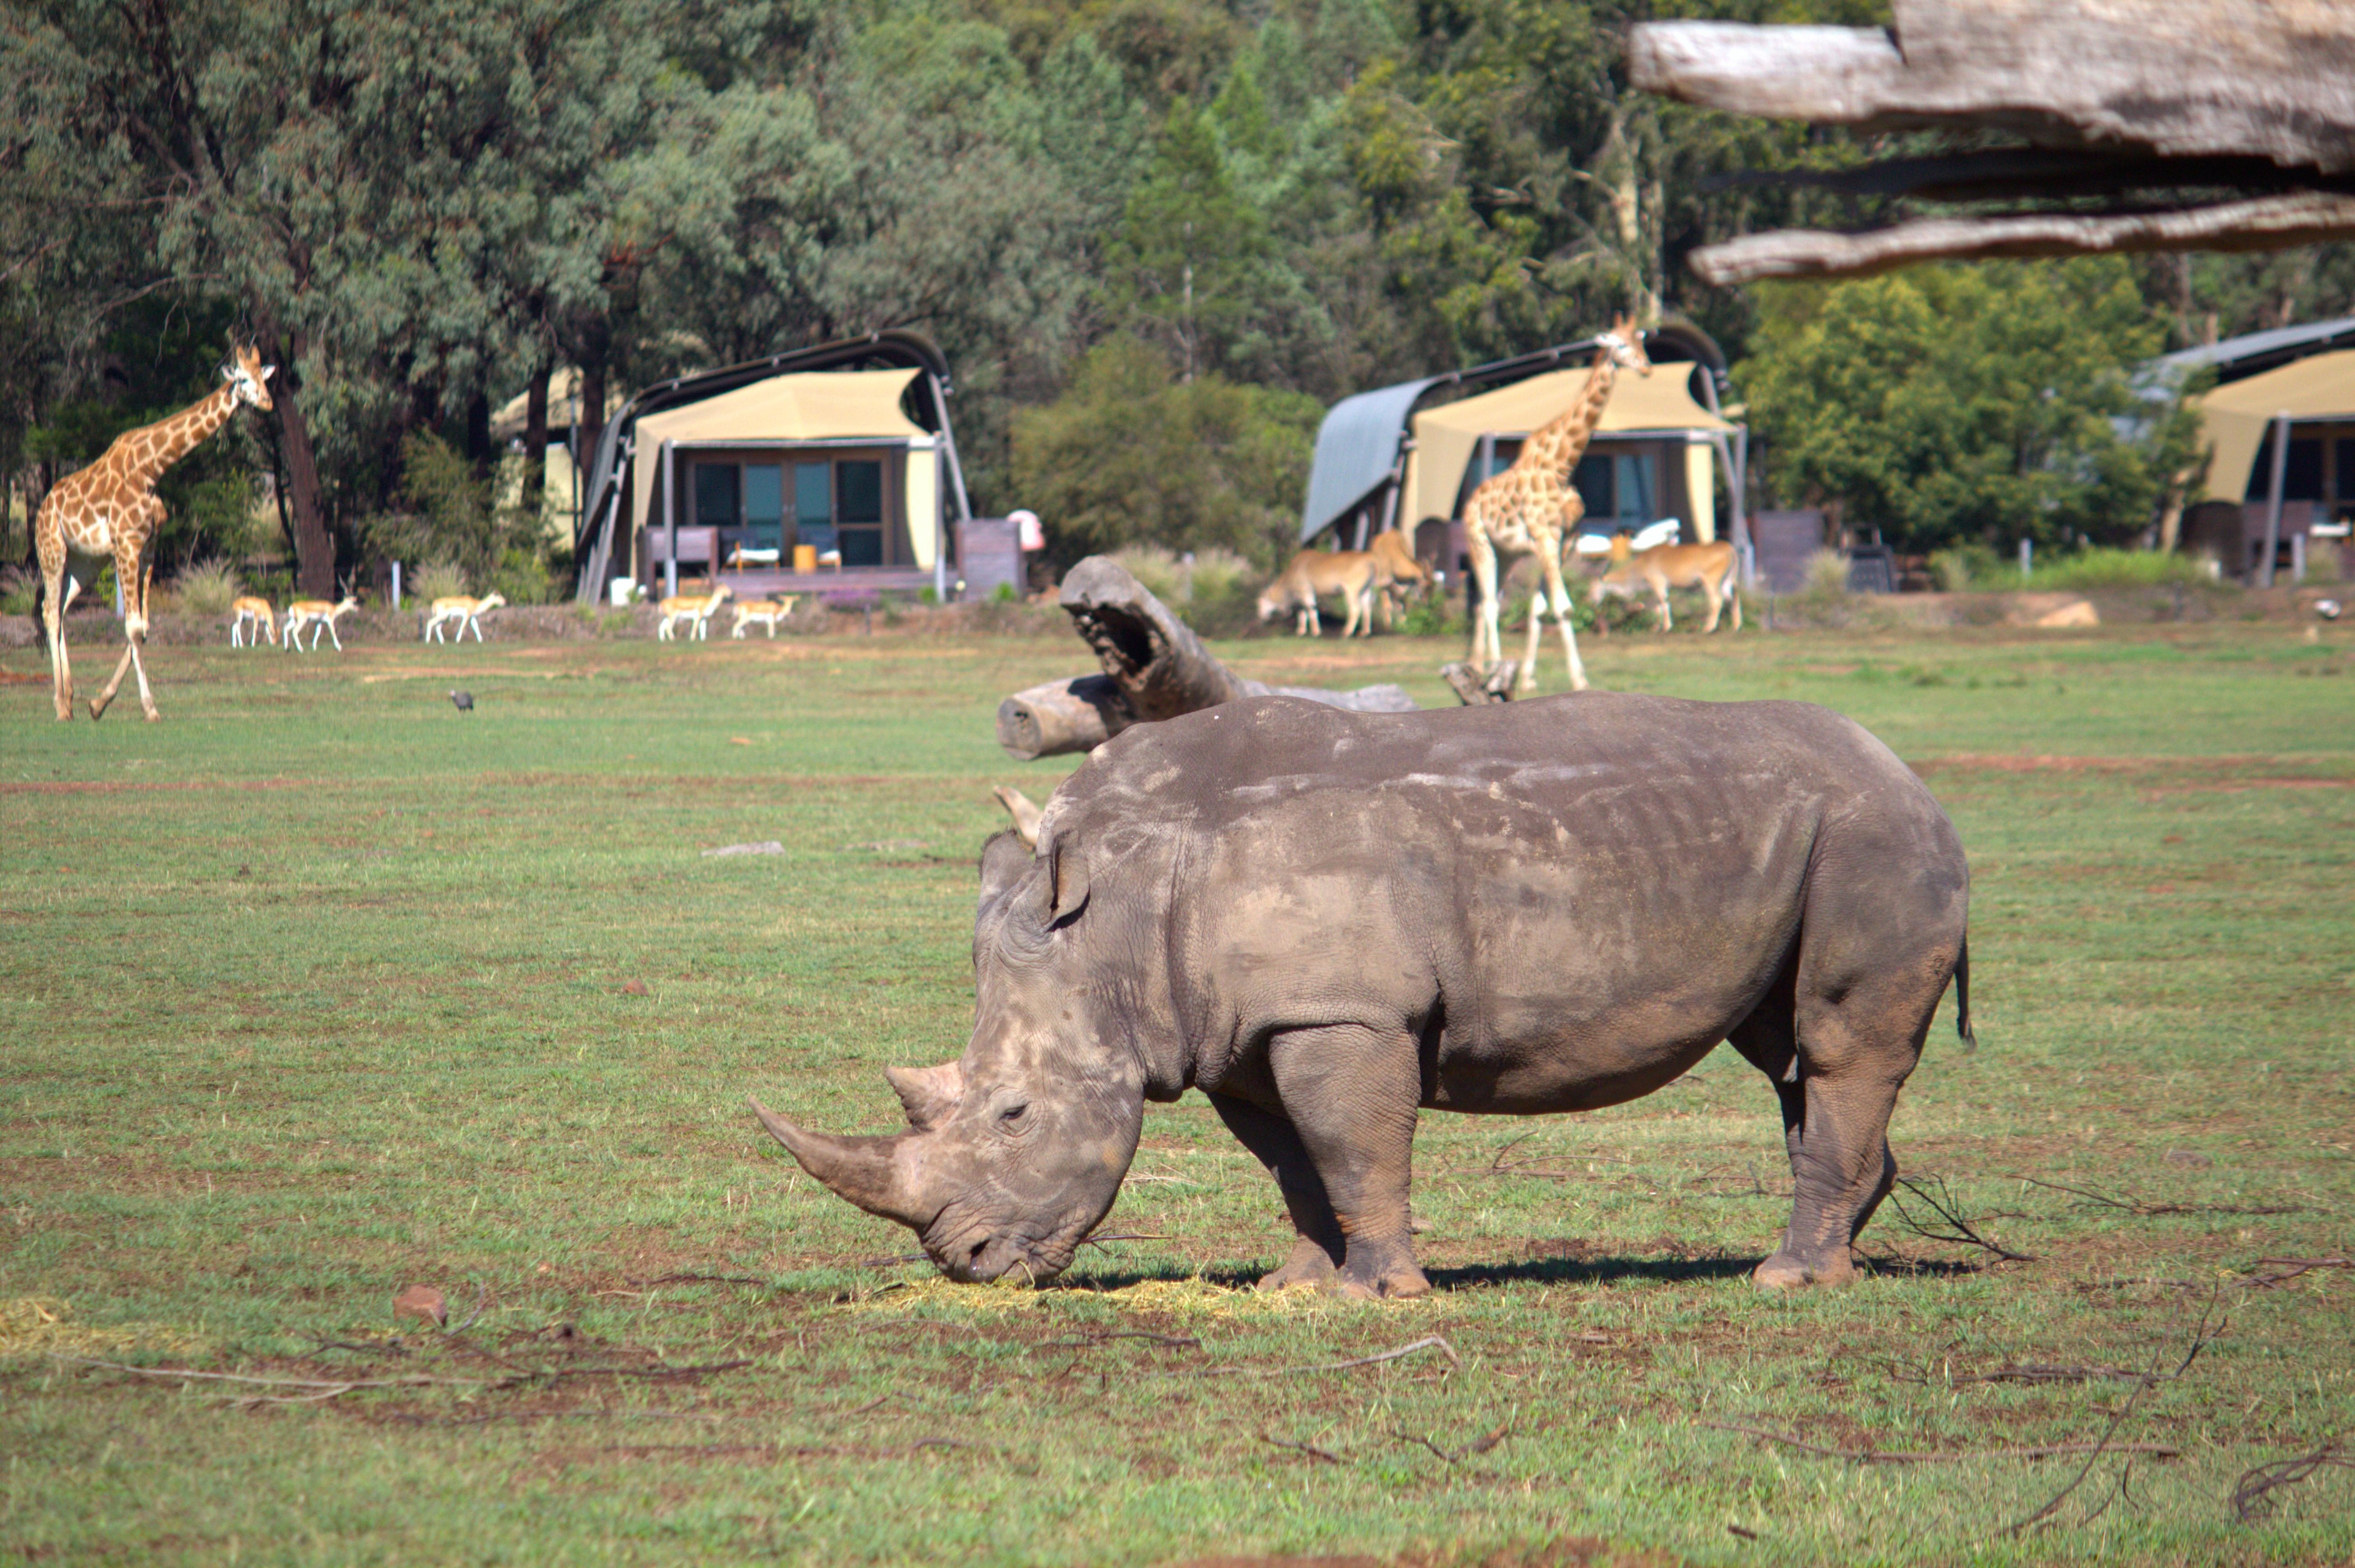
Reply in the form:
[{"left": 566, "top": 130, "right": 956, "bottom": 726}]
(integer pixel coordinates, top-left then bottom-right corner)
[
  {"left": 521, "top": 361, "right": 551, "bottom": 527},
  {"left": 998, "top": 557, "right": 1417, "bottom": 759},
  {"left": 576, "top": 355, "right": 608, "bottom": 505},
  {"left": 253, "top": 318, "right": 338, "bottom": 597}
]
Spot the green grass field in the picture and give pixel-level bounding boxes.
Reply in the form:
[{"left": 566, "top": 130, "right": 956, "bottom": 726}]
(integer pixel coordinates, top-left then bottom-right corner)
[{"left": 3, "top": 616, "right": 2351, "bottom": 1567}]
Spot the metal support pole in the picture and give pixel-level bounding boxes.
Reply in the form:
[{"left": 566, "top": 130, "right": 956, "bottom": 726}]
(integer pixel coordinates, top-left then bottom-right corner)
[
  {"left": 2019, "top": 538, "right": 2033, "bottom": 579},
  {"left": 661, "top": 440, "right": 677, "bottom": 585},
  {"left": 391, "top": 561, "right": 402, "bottom": 611},
  {"left": 2261, "top": 411, "right": 2290, "bottom": 588}
]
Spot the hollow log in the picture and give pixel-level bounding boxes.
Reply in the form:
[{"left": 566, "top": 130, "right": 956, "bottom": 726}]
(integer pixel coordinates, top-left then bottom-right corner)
[
  {"left": 996, "top": 675, "right": 1137, "bottom": 763},
  {"left": 995, "top": 557, "right": 1417, "bottom": 760}
]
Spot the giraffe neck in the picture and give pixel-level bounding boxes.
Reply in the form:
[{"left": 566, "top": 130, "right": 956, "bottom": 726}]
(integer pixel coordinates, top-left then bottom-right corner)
[
  {"left": 117, "top": 386, "right": 242, "bottom": 491},
  {"left": 1513, "top": 348, "right": 1617, "bottom": 482}
]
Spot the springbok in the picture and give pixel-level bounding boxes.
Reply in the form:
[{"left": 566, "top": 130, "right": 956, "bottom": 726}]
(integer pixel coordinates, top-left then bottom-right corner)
[
  {"left": 423, "top": 591, "right": 506, "bottom": 643},
  {"left": 658, "top": 582, "right": 733, "bottom": 641},
  {"left": 229, "top": 596, "right": 277, "bottom": 648},
  {"left": 730, "top": 594, "right": 798, "bottom": 639},
  {"left": 283, "top": 596, "right": 360, "bottom": 652}
]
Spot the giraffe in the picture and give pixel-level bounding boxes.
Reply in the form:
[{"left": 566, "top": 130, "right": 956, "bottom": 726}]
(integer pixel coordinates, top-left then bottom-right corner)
[
  {"left": 1463, "top": 316, "right": 1650, "bottom": 694},
  {"left": 35, "top": 345, "right": 275, "bottom": 721}
]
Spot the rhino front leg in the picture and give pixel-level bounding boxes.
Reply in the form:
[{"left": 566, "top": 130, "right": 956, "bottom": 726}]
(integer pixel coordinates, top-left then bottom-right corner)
[
  {"left": 1266, "top": 1024, "right": 1429, "bottom": 1300},
  {"left": 1209, "top": 1093, "right": 1343, "bottom": 1291}
]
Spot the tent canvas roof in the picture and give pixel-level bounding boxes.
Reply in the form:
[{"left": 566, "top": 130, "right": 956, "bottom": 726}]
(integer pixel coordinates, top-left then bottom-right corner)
[
  {"left": 2197, "top": 349, "right": 2355, "bottom": 502},
  {"left": 1406, "top": 366, "right": 1735, "bottom": 528},
  {"left": 630, "top": 368, "right": 926, "bottom": 530}
]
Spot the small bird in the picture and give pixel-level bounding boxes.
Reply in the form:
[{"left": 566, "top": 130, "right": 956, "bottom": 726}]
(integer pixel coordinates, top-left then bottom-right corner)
[{"left": 448, "top": 690, "right": 475, "bottom": 713}]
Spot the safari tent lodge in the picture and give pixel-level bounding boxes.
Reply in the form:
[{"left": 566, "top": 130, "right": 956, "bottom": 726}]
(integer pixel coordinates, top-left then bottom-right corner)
[{"left": 571, "top": 332, "right": 977, "bottom": 604}]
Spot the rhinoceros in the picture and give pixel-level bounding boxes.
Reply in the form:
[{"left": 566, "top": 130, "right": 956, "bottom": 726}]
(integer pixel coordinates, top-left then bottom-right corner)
[{"left": 750, "top": 692, "right": 1971, "bottom": 1297}]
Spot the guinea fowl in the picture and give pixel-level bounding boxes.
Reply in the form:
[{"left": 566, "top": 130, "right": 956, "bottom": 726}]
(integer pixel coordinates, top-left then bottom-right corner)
[{"left": 448, "top": 690, "right": 474, "bottom": 714}]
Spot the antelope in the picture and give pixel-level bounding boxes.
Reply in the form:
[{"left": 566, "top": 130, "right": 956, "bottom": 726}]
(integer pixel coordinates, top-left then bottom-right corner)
[
  {"left": 228, "top": 597, "right": 277, "bottom": 648},
  {"left": 658, "top": 582, "right": 732, "bottom": 641},
  {"left": 423, "top": 591, "right": 506, "bottom": 643},
  {"left": 1257, "top": 549, "right": 1381, "bottom": 638},
  {"left": 282, "top": 595, "right": 360, "bottom": 652},
  {"left": 1368, "top": 529, "right": 1433, "bottom": 628},
  {"left": 729, "top": 594, "right": 798, "bottom": 639},
  {"left": 1590, "top": 538, "right": 1743, "bottom": 634}
]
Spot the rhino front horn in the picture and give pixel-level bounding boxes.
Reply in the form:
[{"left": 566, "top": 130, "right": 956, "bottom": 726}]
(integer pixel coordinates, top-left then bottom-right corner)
[{"left": 747, "top": 1094, "right": 933, "bottom": 1228}]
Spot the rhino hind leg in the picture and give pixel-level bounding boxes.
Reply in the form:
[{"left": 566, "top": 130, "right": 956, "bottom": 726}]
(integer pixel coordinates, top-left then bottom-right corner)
[
  {"left": 1209, "top": 1094, "right": 1343, "bottom": 1290},
  {"left": 1260, "top": 1025, "right": 1430, "bottom": 1300},
  {"left": 1731, "top": 952, "right": 1943, "bottom": 1290}
]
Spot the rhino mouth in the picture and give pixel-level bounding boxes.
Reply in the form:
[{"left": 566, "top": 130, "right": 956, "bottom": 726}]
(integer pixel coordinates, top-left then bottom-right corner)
[{"left": 924, "top": 1214, "right": 1082, "bottom": 1286}]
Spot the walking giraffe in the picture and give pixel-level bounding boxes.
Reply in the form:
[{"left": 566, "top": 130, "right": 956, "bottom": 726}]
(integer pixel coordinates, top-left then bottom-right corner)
[
  {"left": 1463, "top": 317, "right": 1650, "bottom": 693},
  {"left": 36, "top": 345, "right": 275, "bottom": 721}
]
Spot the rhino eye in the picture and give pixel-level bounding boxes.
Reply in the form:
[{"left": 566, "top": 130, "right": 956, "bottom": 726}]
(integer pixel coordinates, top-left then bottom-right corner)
[{"left": 999, "top": 1103, "right": 1029, "bottom": 1126}]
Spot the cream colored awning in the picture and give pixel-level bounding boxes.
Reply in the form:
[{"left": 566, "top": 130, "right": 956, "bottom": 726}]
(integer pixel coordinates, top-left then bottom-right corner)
[
  {"left": 2197, "top": 349, "right": 2355, "bottom": 502},
  {"left": 488, "top": 367, "right": 626, "bottom": 439},
  {"left": 628, "top": 368, "right": 927, "bottom": 537},
  {"left": 1406, "top": 365, "right": 1737, "bottom": 527}
]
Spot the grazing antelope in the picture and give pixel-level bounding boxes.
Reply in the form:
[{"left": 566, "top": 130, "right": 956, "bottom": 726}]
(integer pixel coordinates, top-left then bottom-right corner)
[
  {"left": 658, "top": 582, "right": 732, "bottom": 641},
  {"left": 1257, "top": 549, "right": 1381, "bottom": 638},
  {"left": 730, "top": 594, "right": 798, "bottom": 639},
  {"left": 229, "top": 596, "right": 278, "bottom": 648},
  {"left": 1368, "top": 528, "right": 1434, "bottom": 628},
  {"left": 423, "top": 591, "right": 506, "bottom": 643},
  {"left": 1591, "top": 538, "right": 1742, "bottom": 633},
  {"left": 283, "top": 595, "right": 360, "bottom": 652}
]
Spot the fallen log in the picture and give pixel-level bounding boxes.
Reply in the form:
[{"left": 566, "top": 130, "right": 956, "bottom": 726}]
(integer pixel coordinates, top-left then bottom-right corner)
[{"left": 995, "top": 557, "right": 1416, "bottom": 760}]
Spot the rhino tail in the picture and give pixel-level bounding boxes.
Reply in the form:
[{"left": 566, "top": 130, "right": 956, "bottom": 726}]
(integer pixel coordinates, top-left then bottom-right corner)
[{"left": 1954, "top": 935, "right": 1976, "bottom": 1053}]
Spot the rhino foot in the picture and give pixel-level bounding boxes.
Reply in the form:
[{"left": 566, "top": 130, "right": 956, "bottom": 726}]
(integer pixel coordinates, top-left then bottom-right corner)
[
  {"left": 1256, "top": 1237, "right": 1341, "bottom": 1292},
  {"left": 1751, "top": 1251, "right": 1860, "bottom": 1291}
]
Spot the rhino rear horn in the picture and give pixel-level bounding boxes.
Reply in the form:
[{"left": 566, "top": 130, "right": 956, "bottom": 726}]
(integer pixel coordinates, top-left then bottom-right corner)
[
  {"left": 885, "top": 1062, "right": 964, "bottom": 1131},
  {"left": 747, "top": 1094, "right": 933, "bottom": 1228},
  {"left": 991, "top": 785, "right": 1043, "bottom": 848}
]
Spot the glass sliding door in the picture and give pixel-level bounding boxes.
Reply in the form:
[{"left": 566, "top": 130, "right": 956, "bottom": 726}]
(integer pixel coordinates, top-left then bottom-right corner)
[
  {"left": 795, "top": 462, "right": 835, "bottom": 559},
  {"left": 836, "top": 460, "right": 885, "bottom": 566},
  {"left": 744, "top": 465, "right": 783, "bottom": 552}
]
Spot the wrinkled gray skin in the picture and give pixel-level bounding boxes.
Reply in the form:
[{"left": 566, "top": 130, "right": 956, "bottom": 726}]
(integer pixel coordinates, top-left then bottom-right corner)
[{"left": 751, "top": 693, "right": 1971, "bottom": 1296}]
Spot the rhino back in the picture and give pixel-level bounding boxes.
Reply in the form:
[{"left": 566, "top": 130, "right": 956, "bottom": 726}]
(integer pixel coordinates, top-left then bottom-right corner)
[{"left": 1059, "top": 694, "right": 1960, "bottom": 1114}]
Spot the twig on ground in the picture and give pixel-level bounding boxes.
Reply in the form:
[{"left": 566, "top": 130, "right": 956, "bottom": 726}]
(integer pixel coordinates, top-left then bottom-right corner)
[
  {"left": 1703, "top": 1420, "right": 2179, "bottom": 1465},
  {"left": 450, "top": 1284, "right": 490, "bottom": 1334},
  {"left": 1391, "top": 1422, "right": 1512, "bottom": 1466},
  {"left": 2241, "top": 1257, "right": 2352, "bottom": 1288},
  {"left": 2000, "top": 1288, "right": 2228, "bottom": 1536},
  {"left": 1079, "top": 1233, "right": 1183, "bottom": 1248},
  {"left": 2229, "top": 1442, "right": 2352, "bottom": 1522},
  {"left": 1045, "top": 1329, "right": 1201, "bottom": 1350},
  {"left": 1889, "top": 1175, "right": 2035, "bottom": 1263},
  {"left": 629, "top": 1273, "right": 768, "bottom": 1288},
  {"left": 1196, "top": 1335, "right": 1459, "bottom": 1379},
  {"left": 2013, "top": 1175, "right": 2296, "bottom": 1218},
  {"left": 1261, "top": 1431, "right": 1344, "bottom": 1464},
  {"left": 861, "top": 1252, "right": 928, "bottom": 1268}
]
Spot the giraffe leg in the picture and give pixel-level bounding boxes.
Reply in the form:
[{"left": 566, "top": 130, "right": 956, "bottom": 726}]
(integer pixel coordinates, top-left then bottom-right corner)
[
  {"left": 89, "top": 640, "right": 137, "bottom": 721},
  {"left": 1536, "top": 536, "right": 1588, "bottom": 693},
  {"left": 41, "top": 553, "right": 73, "bottom": 723},
  {"left": 89, "top": 542, "right": 146, "bottom": 721},
  {"left": 1467, "top": 528, "right": 1502, "bottom": 672},
  {"left": 133, "top": 556, "right": 158, "bottom": 717}
]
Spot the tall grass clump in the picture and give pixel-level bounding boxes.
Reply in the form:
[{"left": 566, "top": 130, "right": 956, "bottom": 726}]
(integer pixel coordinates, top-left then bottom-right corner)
[
  {"left": 410, "top": 562, "right": 470, "bottom": 603},
  {"left": 174, "top": 559, "right": 241, "bottom": 617},
  {"left": 1802, "top": 549, "right": 1852, "bottom": 598},
  {"left": 2035, "top": 546, "right": 2214, "bottom": 590}
]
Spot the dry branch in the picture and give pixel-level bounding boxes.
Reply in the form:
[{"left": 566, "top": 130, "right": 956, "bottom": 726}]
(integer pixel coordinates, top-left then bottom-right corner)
[
  {"left": 1196, "top": 1334, "right": 1459, "bottom": 1379},
  {"left": 1261, "top": 1431, "right": 1344, "bottom": 1464},
  {"left": 2230, "top": 1442, "right": 2353, "bottom": 1523},
  {"left": 2014, "top": 1175, "right": 2296, "bottom": 1219},
  {"left": 1888, "top": 1175, "right": 2034, "bottom": 1263},
  {"left": 1703, "top": 1420, "right": 2181, "bottom": 1466}
]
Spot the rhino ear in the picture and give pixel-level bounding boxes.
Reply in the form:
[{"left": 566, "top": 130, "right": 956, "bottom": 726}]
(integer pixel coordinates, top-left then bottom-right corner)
[
  {"left": 885, "top": 1061, "right": 964, "bottom": 1131},
  {"left": 1041, "top": 834, "right": 1089, "bottom": 927}
]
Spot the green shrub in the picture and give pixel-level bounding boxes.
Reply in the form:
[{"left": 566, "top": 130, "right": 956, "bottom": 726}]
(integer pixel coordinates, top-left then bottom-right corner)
[
  {"left": 1109, "top": 544, "right": 1186, "bottom": 602},
  {"left": 488, "top": 547, "right": 555, "bottom": 606},
  {"left": 991, "top": 582, "right": 1017, "bottom": 603},
  {"left": 2036, "top": 546, "right": 2225, "bottom": 590},
  {"left": 174, "top": 559, "right": 241, "bottom": 617}
]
